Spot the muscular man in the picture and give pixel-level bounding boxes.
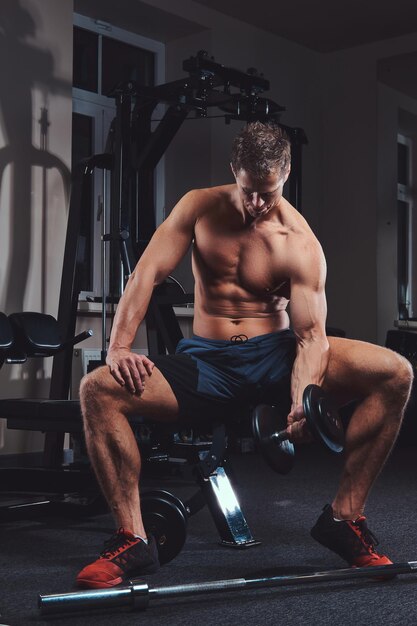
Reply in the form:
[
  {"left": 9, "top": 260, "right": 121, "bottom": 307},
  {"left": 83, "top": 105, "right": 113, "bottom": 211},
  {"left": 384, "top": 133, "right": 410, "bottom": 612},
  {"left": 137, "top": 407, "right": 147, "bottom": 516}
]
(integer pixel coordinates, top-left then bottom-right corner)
[{"left": 77, "top": 122, "right": 413, "bottom": 589}]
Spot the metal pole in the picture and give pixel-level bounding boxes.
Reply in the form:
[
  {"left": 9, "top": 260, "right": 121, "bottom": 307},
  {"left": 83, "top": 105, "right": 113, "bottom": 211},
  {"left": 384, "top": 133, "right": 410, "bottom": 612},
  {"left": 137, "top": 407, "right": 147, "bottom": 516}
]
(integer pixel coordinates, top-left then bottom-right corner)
[
  {"left": 101, "top": 169, "right": 107, "bottom": 363},
  {"left": 39, "top": 561, "right": 417, "bottom": 616}
]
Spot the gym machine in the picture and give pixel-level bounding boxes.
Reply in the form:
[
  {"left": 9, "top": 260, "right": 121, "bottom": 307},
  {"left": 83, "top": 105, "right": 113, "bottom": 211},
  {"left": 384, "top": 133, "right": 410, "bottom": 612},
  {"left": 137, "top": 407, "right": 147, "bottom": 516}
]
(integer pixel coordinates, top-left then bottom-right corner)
[{"left": 0, "top": 312, "right": 99, "bottom": 515}]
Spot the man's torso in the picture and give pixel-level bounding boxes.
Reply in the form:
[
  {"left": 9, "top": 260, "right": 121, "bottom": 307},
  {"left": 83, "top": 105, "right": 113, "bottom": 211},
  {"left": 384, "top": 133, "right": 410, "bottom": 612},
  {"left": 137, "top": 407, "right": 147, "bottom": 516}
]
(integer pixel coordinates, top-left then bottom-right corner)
[{"left": 190, "top": 184, "right": 314, "bottom": 339}]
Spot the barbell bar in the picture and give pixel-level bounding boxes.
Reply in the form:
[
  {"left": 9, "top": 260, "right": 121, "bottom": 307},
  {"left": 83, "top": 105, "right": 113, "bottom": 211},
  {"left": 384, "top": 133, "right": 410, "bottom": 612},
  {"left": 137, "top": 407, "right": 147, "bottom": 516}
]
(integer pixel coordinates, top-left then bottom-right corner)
[{"left": 39, "top": 560, "right": 417, "bottom": 616}]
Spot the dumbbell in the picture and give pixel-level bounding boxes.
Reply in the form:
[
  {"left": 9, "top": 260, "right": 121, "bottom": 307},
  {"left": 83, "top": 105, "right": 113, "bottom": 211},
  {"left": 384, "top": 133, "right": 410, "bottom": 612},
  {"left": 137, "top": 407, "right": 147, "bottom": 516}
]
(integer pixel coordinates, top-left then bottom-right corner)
[{"left": 252, "top": 384, "right": 345, "bottom": 475}]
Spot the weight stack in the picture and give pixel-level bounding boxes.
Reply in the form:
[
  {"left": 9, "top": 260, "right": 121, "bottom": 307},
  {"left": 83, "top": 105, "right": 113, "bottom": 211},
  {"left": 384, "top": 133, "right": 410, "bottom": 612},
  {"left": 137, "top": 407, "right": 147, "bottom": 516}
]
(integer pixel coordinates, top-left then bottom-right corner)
[{"left": 386, "top": 330, "right": 417, "bottom": 445}]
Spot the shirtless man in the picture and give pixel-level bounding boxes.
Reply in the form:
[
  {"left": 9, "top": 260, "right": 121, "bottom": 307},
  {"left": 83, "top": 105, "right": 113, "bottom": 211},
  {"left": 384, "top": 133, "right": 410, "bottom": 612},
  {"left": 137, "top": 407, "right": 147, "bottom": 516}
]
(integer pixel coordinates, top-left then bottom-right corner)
[{"left": 77, "top": 122, "right": 413, "bottom": 589}]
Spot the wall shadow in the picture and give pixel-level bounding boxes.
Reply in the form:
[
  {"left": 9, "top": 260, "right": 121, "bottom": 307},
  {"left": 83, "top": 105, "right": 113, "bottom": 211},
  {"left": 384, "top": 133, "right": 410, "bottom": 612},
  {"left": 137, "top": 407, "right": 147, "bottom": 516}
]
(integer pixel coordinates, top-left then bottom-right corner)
[{"left": 0, "top": 0, "right": 71, "bottom": 315}]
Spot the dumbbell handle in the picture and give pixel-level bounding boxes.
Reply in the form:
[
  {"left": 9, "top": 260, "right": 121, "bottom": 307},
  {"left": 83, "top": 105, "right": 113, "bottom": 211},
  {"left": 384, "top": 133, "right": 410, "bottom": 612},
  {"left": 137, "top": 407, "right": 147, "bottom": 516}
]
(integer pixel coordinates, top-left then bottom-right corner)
[
  {"left": 271, "top": 430, "right": 291, "bottom": 444},
  {"left": 271, "top": 386, "right": 344, "bottom": 454}
]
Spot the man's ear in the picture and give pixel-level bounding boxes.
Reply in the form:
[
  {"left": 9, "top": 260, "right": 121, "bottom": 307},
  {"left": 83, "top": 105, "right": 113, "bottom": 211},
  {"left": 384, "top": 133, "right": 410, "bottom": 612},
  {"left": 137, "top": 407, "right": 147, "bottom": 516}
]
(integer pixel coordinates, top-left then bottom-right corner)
[
  {"left": 283, "top": 164, "right": 291, "bottom": 183},
  {"left": 230, "top": 163, "right": 236, "bottom": 179}
]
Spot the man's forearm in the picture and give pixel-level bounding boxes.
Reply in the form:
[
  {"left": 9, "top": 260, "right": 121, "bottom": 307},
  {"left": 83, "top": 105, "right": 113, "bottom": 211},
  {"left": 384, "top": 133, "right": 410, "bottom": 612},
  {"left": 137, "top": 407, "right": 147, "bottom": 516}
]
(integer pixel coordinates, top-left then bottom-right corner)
[
  {"left": 107, "top": 269, "right": 155, "bottom": 354},
  {"left": 290, "top": 338, "right": 330, "bottom": 409}
]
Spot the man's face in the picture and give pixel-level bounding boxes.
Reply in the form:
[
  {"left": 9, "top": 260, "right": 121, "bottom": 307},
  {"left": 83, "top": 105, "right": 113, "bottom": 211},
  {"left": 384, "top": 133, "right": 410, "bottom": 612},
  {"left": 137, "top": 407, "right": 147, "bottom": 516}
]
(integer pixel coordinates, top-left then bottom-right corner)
[{"left": 232, "top": 167, "right": 289, "bottom": 219}]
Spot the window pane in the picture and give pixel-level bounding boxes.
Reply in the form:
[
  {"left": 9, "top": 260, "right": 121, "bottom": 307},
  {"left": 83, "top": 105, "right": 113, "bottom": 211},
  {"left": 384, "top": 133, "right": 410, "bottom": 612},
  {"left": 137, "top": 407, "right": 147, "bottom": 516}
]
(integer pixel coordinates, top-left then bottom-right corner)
[
  {"left": 71, "top": 112, "right": 93, "bottom": 170},
  {"left": 101, "top": 37, "right": 155, "bottom": 96},
  {"left": 73, "top": 27, "right": 98, "bottom": 93},
  {"left": 398, "top": 141, "right": 409, "bottom": 186},
  {"left": 397, "top": 199, "right": 410, "bottom": 319},
  {"left": 72, "top": 112, "right": 94, "bottom": 292}
]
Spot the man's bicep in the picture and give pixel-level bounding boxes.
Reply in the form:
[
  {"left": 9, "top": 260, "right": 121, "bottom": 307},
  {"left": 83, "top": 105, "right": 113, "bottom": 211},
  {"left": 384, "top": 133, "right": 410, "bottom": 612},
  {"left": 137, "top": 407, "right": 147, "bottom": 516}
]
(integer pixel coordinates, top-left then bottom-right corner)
[
  {"left": 137, "top": 192, "right": 197, "bottom": 282},
  {"left": 289, "top": 281, "right": 327, "bottom": 340},
  {"left": 289, "top": 241, "right": 328, "bottom": 339}
]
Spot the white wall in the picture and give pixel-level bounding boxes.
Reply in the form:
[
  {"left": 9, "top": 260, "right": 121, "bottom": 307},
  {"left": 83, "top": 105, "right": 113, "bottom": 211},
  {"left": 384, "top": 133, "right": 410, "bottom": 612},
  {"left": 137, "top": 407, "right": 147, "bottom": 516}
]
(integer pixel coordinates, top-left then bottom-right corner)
[
  {"left": 0, "top": 0, "right": 73, "bottom": 454},
  {"left": 377, "top": 84, "right": 417, "bottom": 345},
  {"left": 320, "top": 33, "right": 417, "bottom": 342}
]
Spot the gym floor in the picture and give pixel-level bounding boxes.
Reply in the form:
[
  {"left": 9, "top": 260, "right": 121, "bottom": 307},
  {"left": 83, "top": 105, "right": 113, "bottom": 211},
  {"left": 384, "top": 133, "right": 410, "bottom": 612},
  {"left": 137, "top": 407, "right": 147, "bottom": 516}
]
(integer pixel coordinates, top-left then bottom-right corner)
[{"left": 1, "top": 443, "right": 416, "bottom": 626}]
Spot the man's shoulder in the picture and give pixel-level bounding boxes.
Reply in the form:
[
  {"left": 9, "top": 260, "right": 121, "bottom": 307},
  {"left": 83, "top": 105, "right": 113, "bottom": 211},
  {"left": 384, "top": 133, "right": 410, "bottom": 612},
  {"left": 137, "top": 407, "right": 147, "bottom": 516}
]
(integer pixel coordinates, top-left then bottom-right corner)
[
  {"left": 278, "top": 201, "right": 316, "bottom": 241},
  {"left": 279, "top": 204, "right": 325, "bottom": 268},
  {"left": 179, "top": 184, "right": 234, "bottom": 217},
  {"left": 185, "top": 183, "right": 234, "bottom": 201}
]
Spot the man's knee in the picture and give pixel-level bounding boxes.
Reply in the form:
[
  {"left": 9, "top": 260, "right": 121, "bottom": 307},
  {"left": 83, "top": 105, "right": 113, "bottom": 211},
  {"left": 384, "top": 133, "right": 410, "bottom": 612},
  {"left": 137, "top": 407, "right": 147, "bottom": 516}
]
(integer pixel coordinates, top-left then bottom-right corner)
[
  {"left": 384, "top": 350, "right": 414, "bottom": 406},
  {"left": 80, "top": 366, "right": 114, "bottom": 417}
]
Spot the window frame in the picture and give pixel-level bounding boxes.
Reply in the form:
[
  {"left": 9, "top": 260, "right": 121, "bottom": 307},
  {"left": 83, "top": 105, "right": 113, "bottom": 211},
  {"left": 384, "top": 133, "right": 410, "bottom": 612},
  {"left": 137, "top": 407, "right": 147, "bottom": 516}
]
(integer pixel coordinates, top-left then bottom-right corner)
[
  {"left": 397, "top": 132, "right": 414, "bottom": 319},
  {"left": 72, "top": 13, "right": 165, "bottom": 300}
]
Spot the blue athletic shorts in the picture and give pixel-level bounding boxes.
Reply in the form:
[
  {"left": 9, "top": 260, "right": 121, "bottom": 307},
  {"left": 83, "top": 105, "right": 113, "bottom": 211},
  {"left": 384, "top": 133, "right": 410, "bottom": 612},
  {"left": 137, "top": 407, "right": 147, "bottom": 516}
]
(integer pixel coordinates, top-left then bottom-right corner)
[{"left": 152, "top": 329, "right": 296, "bottom": 424}]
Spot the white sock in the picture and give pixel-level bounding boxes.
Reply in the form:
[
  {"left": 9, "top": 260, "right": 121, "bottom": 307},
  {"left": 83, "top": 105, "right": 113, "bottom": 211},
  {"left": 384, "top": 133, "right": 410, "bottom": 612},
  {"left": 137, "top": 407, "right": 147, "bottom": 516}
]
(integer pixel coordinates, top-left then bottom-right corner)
[{"left": 134, "top": 534, "right": 148, "bottom": 544}]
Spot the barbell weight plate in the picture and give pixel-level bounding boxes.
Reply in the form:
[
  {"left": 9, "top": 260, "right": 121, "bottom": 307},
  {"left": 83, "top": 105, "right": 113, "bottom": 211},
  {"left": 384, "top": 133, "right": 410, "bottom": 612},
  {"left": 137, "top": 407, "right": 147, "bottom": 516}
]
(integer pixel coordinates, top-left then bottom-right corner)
[
  {"left": 309, "top": 386, "right": 345, "bottom": 451},
  {"left": 141, "top": 490, "right": 188, "bottom": 565},
  {"left": 252, "top": 404, "right": 295, "bottom": 475},
  {"left": 142, "top": 489, "right": 188, "bottom": 521},
  {"left": 303, "top": 385, "right": 344, "bottom": 454}
]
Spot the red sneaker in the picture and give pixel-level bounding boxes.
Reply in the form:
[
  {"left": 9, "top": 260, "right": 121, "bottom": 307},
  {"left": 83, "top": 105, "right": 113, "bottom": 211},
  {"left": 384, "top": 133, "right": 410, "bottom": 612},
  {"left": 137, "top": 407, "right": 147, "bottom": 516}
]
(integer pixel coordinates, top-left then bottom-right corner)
[
  {"left": 311, "top": 505, "right": 393, "bottom": 568},
  {"left": 76, "top": 528, "right": 160, "bottom": 589}
]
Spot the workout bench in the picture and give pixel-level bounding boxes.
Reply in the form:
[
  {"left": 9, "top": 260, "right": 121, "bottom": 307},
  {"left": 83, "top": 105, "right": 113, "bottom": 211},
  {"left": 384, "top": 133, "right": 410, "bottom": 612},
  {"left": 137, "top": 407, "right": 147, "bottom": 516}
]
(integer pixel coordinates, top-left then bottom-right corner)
[
  {"left": 0, "top": 308, "right": 348, "bottom": 566},
  {"left": 0, "top": 312, "right": 98, "bottom": 511},
  {"left": 0, "top": 310, "right": 260, "bottom": 563}
]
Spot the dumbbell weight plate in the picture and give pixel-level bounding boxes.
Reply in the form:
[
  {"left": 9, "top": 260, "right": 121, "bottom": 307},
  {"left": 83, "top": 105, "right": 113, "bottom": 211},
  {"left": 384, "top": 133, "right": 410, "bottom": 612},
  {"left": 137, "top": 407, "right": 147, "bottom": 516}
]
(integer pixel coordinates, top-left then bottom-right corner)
[
  {"left": 303, "top": 385, "right": 344, "bottom": 454},
  {"left": 141, "top": 490, "right": 188, "bottom": 564},
  {"left": 252, "top": 404, "right": 295, "bottom": 475}
]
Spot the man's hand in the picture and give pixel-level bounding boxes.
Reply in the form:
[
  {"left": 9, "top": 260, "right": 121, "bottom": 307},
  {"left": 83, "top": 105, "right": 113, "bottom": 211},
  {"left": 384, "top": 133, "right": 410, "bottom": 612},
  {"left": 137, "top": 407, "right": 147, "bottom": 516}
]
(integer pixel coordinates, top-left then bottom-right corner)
[
  {"left": 106, "top": 349, "right": 155, "bottom": 395},
  {"left": 286, "top": 405, "right": 314, "bottom": 444}
]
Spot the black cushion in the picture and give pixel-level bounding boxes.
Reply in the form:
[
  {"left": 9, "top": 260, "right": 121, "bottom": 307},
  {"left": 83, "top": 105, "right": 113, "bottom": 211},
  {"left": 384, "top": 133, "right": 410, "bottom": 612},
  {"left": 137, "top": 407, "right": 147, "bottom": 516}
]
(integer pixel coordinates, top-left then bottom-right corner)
[
  {"left": 0, "top": 399, "right": 83, "bottom": 432},
  {"left": 0, "top": 313, "right": 13, "bottom": 351},
  {"left": 8, "top": 312, "right": 61, "bottom": 357}
]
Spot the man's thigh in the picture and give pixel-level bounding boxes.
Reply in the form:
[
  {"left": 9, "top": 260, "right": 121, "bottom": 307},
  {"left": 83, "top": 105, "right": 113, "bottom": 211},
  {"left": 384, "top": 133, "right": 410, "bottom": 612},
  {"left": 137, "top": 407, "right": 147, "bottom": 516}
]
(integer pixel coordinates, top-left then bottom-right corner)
[
  {"left": 323, "top": 337, "right": 398, "bottom": 405},
  {"left": 87, "top": 365, "right": 180, "bottom": 423}
]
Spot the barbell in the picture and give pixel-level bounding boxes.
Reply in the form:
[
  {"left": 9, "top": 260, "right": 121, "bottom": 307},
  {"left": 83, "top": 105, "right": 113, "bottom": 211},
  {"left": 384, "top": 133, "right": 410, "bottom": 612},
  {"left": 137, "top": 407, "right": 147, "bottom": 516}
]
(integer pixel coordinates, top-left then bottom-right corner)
[
  {"left": 39, "top": 560, "right": 417, "bottom": 616},
  {"left": 252, "top": 385, "right": 345, "bottom": 474}
]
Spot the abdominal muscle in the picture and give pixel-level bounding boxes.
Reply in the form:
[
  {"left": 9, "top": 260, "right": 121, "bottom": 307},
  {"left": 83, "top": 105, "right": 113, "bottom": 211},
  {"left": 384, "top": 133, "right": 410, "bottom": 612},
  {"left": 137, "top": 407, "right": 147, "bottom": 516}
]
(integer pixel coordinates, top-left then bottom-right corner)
[{"left": 192, "top": 286, "right": 291, "bottom": 340}]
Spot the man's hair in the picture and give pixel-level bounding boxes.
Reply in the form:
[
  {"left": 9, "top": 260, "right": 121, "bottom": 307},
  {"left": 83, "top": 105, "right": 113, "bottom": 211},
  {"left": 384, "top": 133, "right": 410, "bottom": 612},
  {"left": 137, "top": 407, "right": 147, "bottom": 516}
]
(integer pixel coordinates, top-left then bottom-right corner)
[{"left": 231, "top": 121, "right": 291, "bottom": 178}]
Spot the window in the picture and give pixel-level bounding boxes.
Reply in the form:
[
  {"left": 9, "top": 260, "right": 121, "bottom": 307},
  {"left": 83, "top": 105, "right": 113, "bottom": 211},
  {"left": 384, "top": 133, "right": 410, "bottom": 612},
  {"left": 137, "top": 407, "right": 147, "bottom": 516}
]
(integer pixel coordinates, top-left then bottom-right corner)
[
  {"left": 72, "top": 14, "right": 164, "bottom": 298},
  {"left": 73, "top": 27, "right": 98, "bottom": 93},
  {"left": 397, "top": 133, "right": 413, "bottom": 319}
]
